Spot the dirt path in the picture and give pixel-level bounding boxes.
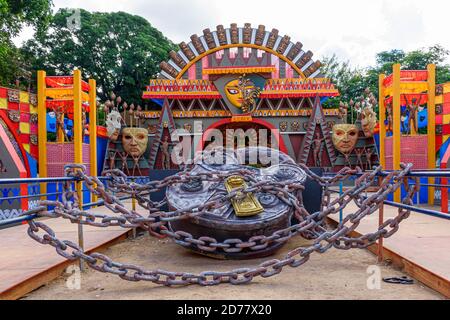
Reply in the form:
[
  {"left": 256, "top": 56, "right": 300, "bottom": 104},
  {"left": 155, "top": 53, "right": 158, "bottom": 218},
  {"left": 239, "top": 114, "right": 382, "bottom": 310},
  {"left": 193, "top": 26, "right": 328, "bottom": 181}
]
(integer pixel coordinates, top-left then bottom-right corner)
[{"left": 24, "top": 234, "right": 444, "bottom": 300}]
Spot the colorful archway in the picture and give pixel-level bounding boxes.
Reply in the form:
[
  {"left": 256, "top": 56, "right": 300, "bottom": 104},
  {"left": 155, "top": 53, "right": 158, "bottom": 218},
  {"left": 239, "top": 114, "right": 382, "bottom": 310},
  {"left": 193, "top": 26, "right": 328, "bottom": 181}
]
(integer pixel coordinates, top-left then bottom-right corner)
[{"left": 159, "top": 23, "right": 322, "bottom": 80}]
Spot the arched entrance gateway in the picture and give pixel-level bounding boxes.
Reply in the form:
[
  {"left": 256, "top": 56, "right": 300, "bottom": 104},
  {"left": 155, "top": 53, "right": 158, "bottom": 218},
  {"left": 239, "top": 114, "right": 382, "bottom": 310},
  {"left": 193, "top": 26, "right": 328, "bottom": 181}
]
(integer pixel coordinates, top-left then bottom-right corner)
[{"left": 136, "top": 23, "right": 343, "bottom": 171}]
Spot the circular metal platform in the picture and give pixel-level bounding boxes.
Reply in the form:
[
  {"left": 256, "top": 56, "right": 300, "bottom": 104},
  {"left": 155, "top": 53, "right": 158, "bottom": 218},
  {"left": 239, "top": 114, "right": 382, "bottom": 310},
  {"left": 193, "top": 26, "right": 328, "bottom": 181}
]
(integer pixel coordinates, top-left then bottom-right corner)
[{"left": 167, "top": 147, "right": 307, "bottom": 259}]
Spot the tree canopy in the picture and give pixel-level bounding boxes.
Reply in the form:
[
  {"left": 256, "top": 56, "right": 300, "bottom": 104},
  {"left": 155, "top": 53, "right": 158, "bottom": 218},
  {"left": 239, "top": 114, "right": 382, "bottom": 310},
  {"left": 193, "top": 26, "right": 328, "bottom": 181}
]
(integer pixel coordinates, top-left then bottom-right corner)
[
  {"left": 22, "top": 8, "right": 176, "bottom": 104},
  {"left": 322, "top": 45, "right": 450, "bottom": 121},
  {"left": 0, "top": 0, "right": 53, "bottom": 86}
]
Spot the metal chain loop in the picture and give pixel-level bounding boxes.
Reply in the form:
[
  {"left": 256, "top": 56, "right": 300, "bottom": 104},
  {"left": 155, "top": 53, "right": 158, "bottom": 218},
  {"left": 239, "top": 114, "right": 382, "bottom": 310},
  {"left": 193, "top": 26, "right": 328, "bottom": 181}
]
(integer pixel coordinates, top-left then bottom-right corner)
[{"left": 21, "top": 162, "right": 416, "bottom": 286}]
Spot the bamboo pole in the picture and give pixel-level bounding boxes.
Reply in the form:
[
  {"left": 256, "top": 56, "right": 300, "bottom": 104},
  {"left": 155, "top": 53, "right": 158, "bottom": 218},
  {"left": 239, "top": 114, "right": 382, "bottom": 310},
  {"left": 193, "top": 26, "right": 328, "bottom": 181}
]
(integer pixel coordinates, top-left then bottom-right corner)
[{"left": 37, "top": 71, "right": 47, "bottom": 198}]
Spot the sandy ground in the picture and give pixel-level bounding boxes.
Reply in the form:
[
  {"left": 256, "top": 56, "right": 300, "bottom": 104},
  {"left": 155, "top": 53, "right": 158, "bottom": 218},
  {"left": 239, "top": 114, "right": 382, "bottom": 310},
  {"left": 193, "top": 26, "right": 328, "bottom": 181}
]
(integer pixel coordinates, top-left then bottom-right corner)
[{"left": 24, "top": 233, "right": 444, "bottom": 300}]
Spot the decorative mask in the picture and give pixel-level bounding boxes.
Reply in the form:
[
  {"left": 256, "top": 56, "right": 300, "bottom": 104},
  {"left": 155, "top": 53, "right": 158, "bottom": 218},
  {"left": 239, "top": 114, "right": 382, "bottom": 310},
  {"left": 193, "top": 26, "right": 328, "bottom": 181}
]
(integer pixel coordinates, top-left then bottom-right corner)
[
  {"left": 121, "top": 127, "right": 148, "bottom": 158},
  {"left": 30, "top": 135, "right": 38, "bottom": 145},
  {"left": 194, "top": 121, "right": 203, "bottom": 133},
  {"left": 29, "top": 94, "right": 37, "bottom": 106},
  {"left": 183, "top": 123, "right": 192, "bottom": 133},
  {"left": 8, "top": 89, "right": 19, "bottom": 102},
  {"left": 332, "top": 124, "right": 359, "bottom": 154},
  {"left": 8, "top": 110, "right": 20, "bottom": 123},
  {"left": 360, "top": 107, "right": 377, "bottom": 137},
  {"left": 302, "top": 122, "right": 309, "bottom": 131},
  {"left": 327, "top": 121, "right": 336, "bottom": 130},
  {"left": 106, "top": 110, "right": 122, "bottom": 141},
  {"left": 291, "top": 121, "right": 300, "bottom": 132},
  {"left": 147, "top": 124, "right": 157, "bottom": 134},
  {"left": 279, "top": 121, "right": 288, "bottom": 132},
  {"left": 30, "top": 113, "right": 38, "bottom": 124}
]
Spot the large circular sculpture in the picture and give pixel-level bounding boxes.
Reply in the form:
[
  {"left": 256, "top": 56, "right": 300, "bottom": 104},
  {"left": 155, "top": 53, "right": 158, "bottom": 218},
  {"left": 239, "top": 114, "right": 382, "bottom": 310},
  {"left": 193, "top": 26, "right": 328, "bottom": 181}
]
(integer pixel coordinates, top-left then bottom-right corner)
[{"left": 167, "top": 147, "right": 306, "bottom": 259}]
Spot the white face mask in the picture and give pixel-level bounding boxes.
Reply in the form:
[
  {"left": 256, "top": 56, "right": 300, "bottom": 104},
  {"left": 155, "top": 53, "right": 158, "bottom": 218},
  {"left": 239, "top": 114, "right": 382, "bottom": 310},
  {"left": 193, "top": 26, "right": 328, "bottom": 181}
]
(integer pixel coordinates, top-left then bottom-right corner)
[{"left": 106, "top": 110, "right": 122, "bottom": 141}]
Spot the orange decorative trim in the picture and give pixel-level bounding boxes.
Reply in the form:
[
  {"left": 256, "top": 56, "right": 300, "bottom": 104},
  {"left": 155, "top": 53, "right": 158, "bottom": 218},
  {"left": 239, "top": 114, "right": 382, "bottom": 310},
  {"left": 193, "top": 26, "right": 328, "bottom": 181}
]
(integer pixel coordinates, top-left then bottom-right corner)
[
  {"left": 231, "top": 115, "right": 253, "bottom": 122},
  {"left": 141, "top": 108, "right": 339, "bottom": 119}
]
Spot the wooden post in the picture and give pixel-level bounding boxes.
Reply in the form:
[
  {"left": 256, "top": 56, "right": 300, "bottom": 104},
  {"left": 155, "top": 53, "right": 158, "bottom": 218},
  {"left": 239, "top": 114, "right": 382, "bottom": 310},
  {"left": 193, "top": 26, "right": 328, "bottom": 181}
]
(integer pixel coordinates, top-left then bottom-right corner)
[
  {"left": 73, "top": 69, "right": 83, "bottom": 167},
  {"left": 427, "top": 64, "right": 436, "bottom": 205},
  {"left": 379, "top": 74, "right": 386, "bottom": 168},
  {"left": 37, "top": 71, "right": 47, "bottom": 198},
  {"left": 89, "top": 79, "right": 98, "bottom": 203},
  {"left": 392, "top": 64, "right": 401, "bottom": 202},
  {"left": 73, "top": 69, "right": 85, "bottom": 271}
]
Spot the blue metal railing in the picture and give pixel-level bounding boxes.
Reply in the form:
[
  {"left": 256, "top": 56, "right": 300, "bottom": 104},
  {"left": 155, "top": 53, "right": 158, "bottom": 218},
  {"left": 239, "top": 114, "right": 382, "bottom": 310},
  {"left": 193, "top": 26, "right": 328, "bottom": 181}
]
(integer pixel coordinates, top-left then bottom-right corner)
[
  {"left": 329, "top": 169, "right": 450, "bottom": 221},
  {"left": 0, "top": 169, "right": 449, "bottom": 229},
  {"left": 0, "top": 175, "right": 150, "bottom": 230}
]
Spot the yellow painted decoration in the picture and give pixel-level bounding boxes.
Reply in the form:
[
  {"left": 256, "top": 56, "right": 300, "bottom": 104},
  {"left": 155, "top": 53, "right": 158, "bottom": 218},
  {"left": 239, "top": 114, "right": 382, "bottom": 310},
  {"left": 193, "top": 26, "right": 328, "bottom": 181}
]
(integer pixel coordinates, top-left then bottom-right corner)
[
  {"left": 427, "top": 64, "right": 436, "bottom": 205},
  {"left": 143, "top": 91, "right": 219, "bottom": 96},
  {"left": 73, "top": 70, "right": 84, "bottom": 215},
  {"left": 263, "top": 89, "right": 339, "bottom": 95},
  {"left": 73, "top": 70, "right": 83, "bottom": 165},
  {"left": 142, "top": 108, "right": 339, "bottom": 119},
  {"left": 266, "top": 78, "right": 333, "bottom": 85},
  {"left": 20, "top": 92, "right": 29, "bottom": 103},
  {"left": 444, "top": 83, "right": 450, "bottom": 93},
  {"left": 379, "top": 74, "right": 386, "bottom": 168},
  {"left": 29, "top": 104, "right": 38, "bottom": 114},
  {"left": 392, "top": 64, "right": 401, "bottom": 203},
  {"left": 149, "top": 77, "right": 334, "bottom": 87},
  {"left": 19, "top": 122, "right": 30, "bottom": 134},
  {"left": 203, "top": 66, "right": 276, "bottom": 75},
  {"left": 23, "top": 144, "right": 30, "bottom": 153},
  {"left": 46, "top": 88, "right": 90, "bottom": 102},
  {"left": 384, "top": 82, "right": 428, "bottom": 96},
  {"left": 0, "top": 98, "right": 7, "bottom": 109},
  {"left": 37, "top": 70, "right": 47, "bottom": 197},
  {"left": 231, "top": 115, "right": 253, "bottom": 122},
  {"left": 435, "top": 95, "right": 443, "bottom": 104}
]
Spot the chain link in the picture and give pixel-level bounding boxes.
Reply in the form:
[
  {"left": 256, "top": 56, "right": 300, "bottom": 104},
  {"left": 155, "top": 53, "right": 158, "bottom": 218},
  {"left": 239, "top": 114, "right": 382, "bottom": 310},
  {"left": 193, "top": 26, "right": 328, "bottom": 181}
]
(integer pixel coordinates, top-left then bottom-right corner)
[{"left": 22, "top": 162, "right": 416, "bottom": 286}]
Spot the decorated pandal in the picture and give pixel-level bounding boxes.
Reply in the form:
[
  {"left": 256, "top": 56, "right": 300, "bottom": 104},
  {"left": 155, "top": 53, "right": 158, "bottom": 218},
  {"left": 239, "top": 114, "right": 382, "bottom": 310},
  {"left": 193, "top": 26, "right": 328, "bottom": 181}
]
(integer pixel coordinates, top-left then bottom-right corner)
[
  {"left": 103, "top": 23, "right": 379, "bottom": 174},
  {"left": 6, "top": 22, "right": 441, "bottom": 288}
]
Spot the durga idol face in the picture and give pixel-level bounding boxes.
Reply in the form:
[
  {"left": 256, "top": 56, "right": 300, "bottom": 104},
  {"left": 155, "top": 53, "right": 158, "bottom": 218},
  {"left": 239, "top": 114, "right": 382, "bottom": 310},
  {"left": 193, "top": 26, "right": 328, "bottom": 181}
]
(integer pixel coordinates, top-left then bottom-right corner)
[
  {"left": 224, "top": 79, "right": 254, "bottom": 109},
  {"left": 332, "top": 124, "right": 359, "bottom": 154}
]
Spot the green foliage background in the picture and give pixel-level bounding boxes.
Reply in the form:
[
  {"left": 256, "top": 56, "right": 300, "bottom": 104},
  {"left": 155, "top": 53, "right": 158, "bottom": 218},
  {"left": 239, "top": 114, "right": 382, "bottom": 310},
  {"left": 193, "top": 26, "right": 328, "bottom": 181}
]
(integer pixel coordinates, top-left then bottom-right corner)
[
  {"left": 22, "top": 8, "right": 176, "bottom": 105},
  {"left": 322, "top": 45, "right": 450, "bottom": 123}
]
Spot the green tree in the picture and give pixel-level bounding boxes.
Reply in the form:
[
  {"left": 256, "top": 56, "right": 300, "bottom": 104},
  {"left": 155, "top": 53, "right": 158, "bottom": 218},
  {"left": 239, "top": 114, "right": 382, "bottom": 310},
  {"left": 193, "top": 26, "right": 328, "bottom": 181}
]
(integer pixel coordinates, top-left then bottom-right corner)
[
  {"left": 22, "top": 8, "right": 176, "bottom": 104},
  {"left": 0, "top": 0, "right": 53, "bottom": 87},
  {"left": 321, "top": 54, "right": 369, "bottom": 122},
  {"left": 321, "top": 45, "right": 450, "bottom": 122},
  {"left": 366, "top": 45, "right": 450, "bottom": 97}
]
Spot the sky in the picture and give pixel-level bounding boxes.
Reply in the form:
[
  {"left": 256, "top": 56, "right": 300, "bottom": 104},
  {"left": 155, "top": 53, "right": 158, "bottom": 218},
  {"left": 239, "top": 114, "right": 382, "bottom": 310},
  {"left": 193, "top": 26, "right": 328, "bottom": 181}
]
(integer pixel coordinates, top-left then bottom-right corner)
[{"left": 14, "top": 0, "right": 450, "bottom": 68}]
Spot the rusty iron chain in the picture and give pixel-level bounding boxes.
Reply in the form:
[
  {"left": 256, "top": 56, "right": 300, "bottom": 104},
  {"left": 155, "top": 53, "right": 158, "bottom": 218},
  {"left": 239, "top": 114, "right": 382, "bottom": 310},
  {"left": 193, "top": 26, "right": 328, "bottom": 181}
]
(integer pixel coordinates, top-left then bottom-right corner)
[{"left": 23, "top": 162, "right": 416, "bottom": 286}]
